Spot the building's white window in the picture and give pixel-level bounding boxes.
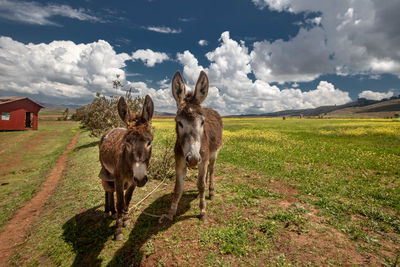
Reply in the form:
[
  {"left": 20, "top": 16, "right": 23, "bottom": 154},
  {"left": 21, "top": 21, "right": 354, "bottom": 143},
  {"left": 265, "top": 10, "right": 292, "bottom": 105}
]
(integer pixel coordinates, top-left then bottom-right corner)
[{"left": 1, "top": 112, "right": 10, "bottom": 120}]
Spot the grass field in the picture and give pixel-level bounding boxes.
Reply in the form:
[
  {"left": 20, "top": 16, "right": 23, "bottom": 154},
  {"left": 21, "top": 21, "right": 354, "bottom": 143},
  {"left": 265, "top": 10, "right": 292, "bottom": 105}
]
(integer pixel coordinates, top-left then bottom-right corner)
[
  {"left": 39, "top": 109, "right": 72, "bottom": 121},
  {"left": 3, "top": 118, "right": 400, "bottom": 266},
  {"left": 0, "top": 121, "right": 79, "bottom": 232}
]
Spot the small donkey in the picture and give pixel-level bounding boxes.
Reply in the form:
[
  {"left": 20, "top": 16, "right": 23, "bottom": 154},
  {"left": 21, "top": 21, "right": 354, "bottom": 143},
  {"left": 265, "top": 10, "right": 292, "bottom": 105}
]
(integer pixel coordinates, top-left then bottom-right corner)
[
  {"left": 99, "top": 95, "right": 154, "bottom": 240},
  {"left": 159, "top": 70, "right": 223, "bottom": 223}
]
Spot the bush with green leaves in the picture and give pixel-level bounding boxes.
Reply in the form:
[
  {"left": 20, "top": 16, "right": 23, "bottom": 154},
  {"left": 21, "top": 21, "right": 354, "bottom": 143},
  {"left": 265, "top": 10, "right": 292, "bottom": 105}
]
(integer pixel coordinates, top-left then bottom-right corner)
[{"left": 76, "top": 92, "right": 144, "bottom": 137}]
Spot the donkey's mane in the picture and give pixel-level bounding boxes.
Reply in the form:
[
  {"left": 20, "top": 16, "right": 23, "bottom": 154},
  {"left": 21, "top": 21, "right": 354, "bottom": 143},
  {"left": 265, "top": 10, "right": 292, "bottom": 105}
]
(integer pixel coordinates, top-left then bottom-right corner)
[
  {"left": 126, "top": 114, "right": 151, "bottom": 138},
  {"left": 127, "top": 114, "right": 148, "bottom": 128},
  {"left": 176, "top": 92, "right": 204, "bottom": 120},
  {"left": 184, "top": 92, "right": 201, "bottom": 105}
]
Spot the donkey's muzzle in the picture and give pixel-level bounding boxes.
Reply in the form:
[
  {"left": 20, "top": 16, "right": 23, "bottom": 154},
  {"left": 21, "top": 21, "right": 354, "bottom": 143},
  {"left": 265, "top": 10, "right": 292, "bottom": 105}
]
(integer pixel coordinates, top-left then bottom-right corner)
[
  {"left": 185, "top": 154, "right": 201, "bottom": 168},
  {"left": 134, "top": 175, "right": 148, "bottom": 187}
]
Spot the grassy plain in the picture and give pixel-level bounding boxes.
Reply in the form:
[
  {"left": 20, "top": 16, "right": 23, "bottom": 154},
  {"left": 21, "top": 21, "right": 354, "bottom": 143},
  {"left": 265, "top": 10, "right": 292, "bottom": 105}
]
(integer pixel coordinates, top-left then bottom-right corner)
[
  {"left": 5, "top": 118, "right": 400, "bottom": 266},
  {"left": 39, "top": 109, "right": 72, "bottom": 121},
  {"left": 0, "top": 121, "right": 79, "bottom": 232}
]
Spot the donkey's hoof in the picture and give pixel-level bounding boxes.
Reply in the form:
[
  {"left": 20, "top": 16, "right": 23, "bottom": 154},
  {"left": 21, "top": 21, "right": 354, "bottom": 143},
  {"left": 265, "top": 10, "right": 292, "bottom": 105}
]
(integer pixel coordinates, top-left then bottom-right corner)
[
  {"left": 159, "top": 214, "right": 173, "bottom": 224},
  {"left": 115, "top": 233, "right": 123, "bottom": 241},
  {"left": 200, "top": 213, "right": 208, "bottom": 222}
]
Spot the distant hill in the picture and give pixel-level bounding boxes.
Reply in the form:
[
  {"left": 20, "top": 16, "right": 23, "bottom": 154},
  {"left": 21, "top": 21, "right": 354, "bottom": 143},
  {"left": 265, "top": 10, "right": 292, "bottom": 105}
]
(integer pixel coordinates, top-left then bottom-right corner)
[
  {"left": 154, "top": 111, "right": 175, "bottom": 116},
  {"left": 238, "top": 96, "right": 400, "bottom": 118},
  {"left": 328, "top": 98, "right": 400, "bottom": 118}
]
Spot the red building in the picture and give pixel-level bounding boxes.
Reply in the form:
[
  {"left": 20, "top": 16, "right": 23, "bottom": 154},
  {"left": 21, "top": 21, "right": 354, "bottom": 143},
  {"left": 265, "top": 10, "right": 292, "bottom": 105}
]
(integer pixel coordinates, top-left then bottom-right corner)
[{"left": 0, "top": 97, "right": 44, "bottom": 130}]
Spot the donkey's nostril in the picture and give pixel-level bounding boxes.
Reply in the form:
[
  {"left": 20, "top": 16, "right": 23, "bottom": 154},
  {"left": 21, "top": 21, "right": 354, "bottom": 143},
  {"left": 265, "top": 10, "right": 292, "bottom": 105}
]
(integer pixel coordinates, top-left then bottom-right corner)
[{"left": 186, "top": 155, "right": 200, "bottom": 168}]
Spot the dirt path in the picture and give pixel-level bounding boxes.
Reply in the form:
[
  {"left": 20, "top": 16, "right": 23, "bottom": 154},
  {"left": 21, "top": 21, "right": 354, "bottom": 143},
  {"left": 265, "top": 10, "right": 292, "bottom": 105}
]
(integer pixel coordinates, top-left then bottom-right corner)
[{"left": 0, "top": 131, "right": 80, "bottom": 266}]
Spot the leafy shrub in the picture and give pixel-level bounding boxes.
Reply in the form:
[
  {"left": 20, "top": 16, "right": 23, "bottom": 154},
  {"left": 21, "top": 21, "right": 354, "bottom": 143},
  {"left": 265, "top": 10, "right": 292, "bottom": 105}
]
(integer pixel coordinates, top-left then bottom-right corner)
[
  {"left": 76, "top": 92, "right": 144, "bottom": 137},
  {"left": 148, "top": 133, "right": 175, "bottom": 181}
]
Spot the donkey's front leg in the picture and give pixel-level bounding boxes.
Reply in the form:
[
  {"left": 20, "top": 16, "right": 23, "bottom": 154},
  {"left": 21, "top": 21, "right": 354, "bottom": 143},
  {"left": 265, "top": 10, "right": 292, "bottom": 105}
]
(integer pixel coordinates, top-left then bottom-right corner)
[
  {"left": 159, "top": 157, "right": 186, "bottom": 223},
  {"left": 197, "top": 160, "right": 209, "bottom": 222},
  {"left": 109, "top": 191, "right": 116, "bottom": 218},
  {"left": 123, "top": 184, "right": 135, "bottom": 227},
  {"left": 115, "top": 179, "right": 125, "bottom": 241}
]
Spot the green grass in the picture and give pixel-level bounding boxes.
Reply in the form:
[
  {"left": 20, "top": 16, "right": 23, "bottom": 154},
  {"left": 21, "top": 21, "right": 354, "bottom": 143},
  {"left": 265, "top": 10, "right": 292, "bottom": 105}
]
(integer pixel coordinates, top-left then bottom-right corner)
[
  {"left": 0, "top": 121, "right": 79, "bottom": 231},
  {"left": 220, "top": 118, "right": 399, "bottom": 226},
  {"left": 39, "top": 110, "right": 64, "bottom": 115},
  {"left": 5, "top": 118, "right": 400, "bottom": 266}
]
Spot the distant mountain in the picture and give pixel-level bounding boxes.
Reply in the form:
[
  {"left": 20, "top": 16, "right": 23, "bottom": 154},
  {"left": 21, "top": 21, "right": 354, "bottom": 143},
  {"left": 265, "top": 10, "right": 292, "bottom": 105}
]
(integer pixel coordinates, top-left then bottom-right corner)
[
  {"left": 329, "top": 98, "right": 400, "bottom": 117},
  {"left": 154, "top": 111, "right": 175, "bottom": 116},
  {"left": 238, "top": 96, "right": 400, "bottom": 117}
]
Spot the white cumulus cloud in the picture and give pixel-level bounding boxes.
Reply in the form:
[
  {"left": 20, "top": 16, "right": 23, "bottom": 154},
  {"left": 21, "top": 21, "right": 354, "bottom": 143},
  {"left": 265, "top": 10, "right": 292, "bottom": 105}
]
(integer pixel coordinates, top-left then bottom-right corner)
[
  {"left": 198, "top": 40, "right": 208, "bottom": 46},
  {"left": 358, "top": 90, "right": 394, "bottom": 100},
  {"left": 176, "top": 32, "right": 351, "bottom": 115},
  {"left": 131, "top": 49, "right": 169, "bottom": 67},
  {"left": 0, "top": 33, "right": 353, "bottom": 114},
  {"left": 250, "top": 0, "right": 400, "bottom": 83},
  {"left": 0, "top": 37, "right": 129, "bottom": 103}
]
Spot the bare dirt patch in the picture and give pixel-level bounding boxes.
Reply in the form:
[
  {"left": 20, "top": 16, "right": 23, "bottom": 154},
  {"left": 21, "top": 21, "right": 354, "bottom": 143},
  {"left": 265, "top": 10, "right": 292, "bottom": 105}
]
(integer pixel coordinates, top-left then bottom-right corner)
[
  {"left": 0, "top": 131, "right": 80, "bottom": 266},
  {"left": 271, "top": 226, "right": 368, "bottom": 265}
]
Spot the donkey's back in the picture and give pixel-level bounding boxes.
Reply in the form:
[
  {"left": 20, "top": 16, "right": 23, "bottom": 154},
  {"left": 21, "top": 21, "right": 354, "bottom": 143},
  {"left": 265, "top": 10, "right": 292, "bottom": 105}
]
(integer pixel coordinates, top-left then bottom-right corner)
[
  {"left": 99, "top": 127, "right": 126, "bottom": 177},
  {"left": 203, "top": 108, "right": 223, "bottom": 152}
]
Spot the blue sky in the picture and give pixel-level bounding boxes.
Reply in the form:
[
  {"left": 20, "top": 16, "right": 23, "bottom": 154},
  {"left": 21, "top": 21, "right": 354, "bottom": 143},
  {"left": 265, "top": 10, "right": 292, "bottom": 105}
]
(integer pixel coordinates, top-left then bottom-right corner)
[{"left": 0, "top": 0, "right": 399, "bottom": 114}]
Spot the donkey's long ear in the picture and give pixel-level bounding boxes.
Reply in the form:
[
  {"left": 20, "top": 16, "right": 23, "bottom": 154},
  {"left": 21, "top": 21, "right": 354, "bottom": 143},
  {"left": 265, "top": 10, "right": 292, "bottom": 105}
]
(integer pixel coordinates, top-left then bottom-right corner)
[
  {"left": 171, "top": 70, "right": 186, "bottom": 107},
  {"left": 142, "top": 95, "right": 154, "bottom": 122},
  {"left": 193, "top": 71, "right": 209, "bottom": 104},
  {"left": 118, "top": 96, "right": 133, "bottom": 124}
]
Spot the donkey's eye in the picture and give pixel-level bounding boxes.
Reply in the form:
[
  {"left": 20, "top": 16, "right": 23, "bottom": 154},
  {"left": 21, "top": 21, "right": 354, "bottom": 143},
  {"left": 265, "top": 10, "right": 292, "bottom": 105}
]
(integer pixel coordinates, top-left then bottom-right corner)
[
  {"left": 201, "top": 120, "right": 205, "bottom": 126},
  {"left": 147, "top": 141, "right": 152, "bottom": 147},
  {"left": 178, "top": 121, "right": 183, "bottom": 128}
]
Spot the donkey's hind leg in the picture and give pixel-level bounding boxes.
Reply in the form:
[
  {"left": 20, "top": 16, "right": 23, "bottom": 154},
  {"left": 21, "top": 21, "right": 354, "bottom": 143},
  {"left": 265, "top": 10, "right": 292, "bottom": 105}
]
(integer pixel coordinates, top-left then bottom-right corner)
[
  {"left": 208, "top": 150, "right": 218, "bottom": 200},
  {"left": 104, "top": 191, "right": 110, "bottom": 217}
]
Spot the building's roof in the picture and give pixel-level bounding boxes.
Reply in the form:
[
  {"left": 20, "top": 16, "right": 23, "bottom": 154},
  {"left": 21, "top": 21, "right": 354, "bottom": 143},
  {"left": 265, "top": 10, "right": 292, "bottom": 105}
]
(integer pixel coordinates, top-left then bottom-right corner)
[{"left": 0, "top": 97, "right": 44, "bottom": 108}]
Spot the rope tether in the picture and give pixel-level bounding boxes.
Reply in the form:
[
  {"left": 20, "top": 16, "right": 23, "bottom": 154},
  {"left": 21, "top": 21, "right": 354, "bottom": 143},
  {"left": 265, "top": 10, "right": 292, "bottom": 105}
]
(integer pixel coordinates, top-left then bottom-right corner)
[{"left": 131, "top": 177, "right": 166, "bottom": 218}]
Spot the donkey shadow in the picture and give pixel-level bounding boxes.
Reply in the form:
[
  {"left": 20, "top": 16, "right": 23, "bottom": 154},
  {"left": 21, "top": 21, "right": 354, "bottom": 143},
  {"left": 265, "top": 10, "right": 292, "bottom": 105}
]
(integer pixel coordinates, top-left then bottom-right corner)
[
  {"left": 62, "top": 191, "right": 198, "bottom": 267},
  {"left": 107, "top": 190, "right": 198, "bottom": 266},
  {"left": 62, "top": 205, "right": 115, "bottom": 267},
  {"left": 73, "top": 141, "right": 98, "bottom": 152}
]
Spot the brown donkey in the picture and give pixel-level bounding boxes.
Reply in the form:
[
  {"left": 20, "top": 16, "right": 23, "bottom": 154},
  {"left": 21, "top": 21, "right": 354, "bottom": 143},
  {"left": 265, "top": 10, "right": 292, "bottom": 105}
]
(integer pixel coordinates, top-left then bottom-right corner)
[
  {"left": 159, "top": 70, "right": 223, "bottom": 223},
  {"left": 99, "top": 95, "right": 154, "bottom": 240}
]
